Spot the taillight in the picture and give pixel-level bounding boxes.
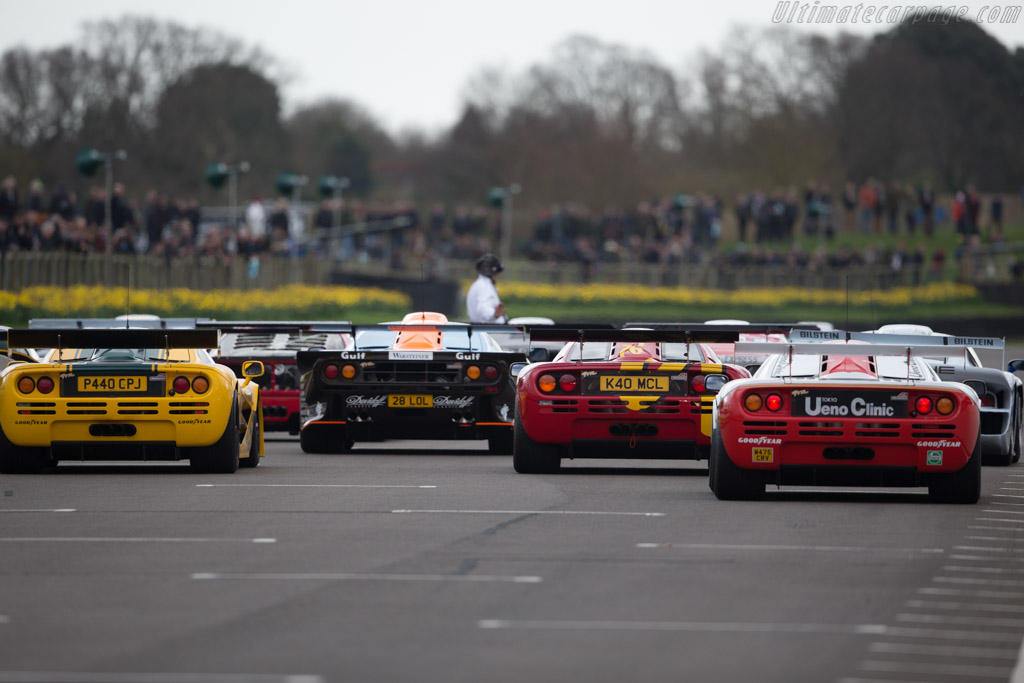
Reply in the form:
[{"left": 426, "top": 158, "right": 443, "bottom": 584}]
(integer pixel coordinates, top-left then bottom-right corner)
[
  {"left": 691, "top": 375, "right": 706, "bottom": 393},
  {"left": 466, "top": 365, "right": 481, "bottom": 380},
  {"left": 192, "top": 376, "right": 209, "bottom": 394},
  {"left": 915, "top": 396, "right": 933, "bottom": 415},
  {"left": 484, "top": 365, "right": 498, "bottom": 380},
  {"left": 980, "top": 395, "right": 995, "bottom": 408},
  {"left": 324, "top": 364, "right": 340, "bottom": 379},
  {"left": 538, "top": 374, "right": 556, "bottom": 393},
  {"left": 172, "top": 376, "right": 190, "bottom": 393},
  {"left": 341, "top": 364, "right": 357, "bottom": 379},
  {"left": 559, "top": 374, "right": 577, "bottom": 392},
  {"left": 36, "top": 376, "right": 54, "bottom": 394},
  {"left": 936, "top": 396, "right": 955, "bottom": 415},
  {"left": 765, "top": 394, "right": 783, "bottom": 412},
  {"left": 17, "top": 376, "right": 35, "bottom": 393},
  {"left": 744, "top": 393, "right": 763, "bottom": 411}
]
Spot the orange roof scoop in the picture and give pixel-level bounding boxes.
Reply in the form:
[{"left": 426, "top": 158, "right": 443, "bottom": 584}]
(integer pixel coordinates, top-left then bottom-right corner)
[
  {"left": 615, "top": 342, "right": 659, "bottom": 360},
  {"left": 393, "top": 312, "right": 448, "bottom": 350}
]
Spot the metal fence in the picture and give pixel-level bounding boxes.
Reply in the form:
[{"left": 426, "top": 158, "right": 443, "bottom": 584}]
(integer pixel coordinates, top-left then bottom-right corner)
[{"left": 1, "top": 242, "right": 1021, "bottom": 292}]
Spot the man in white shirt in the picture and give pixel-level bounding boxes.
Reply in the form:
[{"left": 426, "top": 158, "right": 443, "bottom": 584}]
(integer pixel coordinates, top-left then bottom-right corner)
[{"left": 466, "top": 253, "right": 508, "bottom": 323}]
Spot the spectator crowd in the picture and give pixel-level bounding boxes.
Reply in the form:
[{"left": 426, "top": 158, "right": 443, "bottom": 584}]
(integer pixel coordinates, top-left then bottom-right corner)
[{"left": 0, "top": 174, "right": 1016, "bottom": 283}]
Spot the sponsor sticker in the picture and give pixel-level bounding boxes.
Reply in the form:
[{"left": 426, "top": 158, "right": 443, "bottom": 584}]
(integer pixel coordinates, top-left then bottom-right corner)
[
  {"left": 793, "top": 390, "right": 907, "bottom": 418},
  {"left": 926, "top": 450, "right": 943, "bottom": 466},
  {"left": 389, "top": 351, "right": 433, "bottom": 361},
  {"left": 738, "top": 436, "right": 782, "bottom": 445},
  {"left": 916, "top": 439, "right": 961, "bottom": 448},
  {"left": 752, "top": 447, "right": 774, "bottom": 463},
  {"left": 346, "top": 395, "right": 387, "bottom": 408},
  {"left": 454, "top": 352, "right": 480, "bottom": 360},
  {"left": 433, "top": 396, "right": 475, "bottom": 409}
]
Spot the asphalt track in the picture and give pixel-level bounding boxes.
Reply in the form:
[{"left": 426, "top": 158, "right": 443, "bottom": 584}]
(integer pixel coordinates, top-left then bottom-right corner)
[{"left": 1, "top": 436, "right": 1024, "bottom": 683}]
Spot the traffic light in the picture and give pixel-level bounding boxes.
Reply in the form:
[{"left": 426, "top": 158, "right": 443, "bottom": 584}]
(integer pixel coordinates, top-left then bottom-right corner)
[
  {"left": 276, "top": 172, "right": 307, "bottom": 196},
  {"left": 318, "top": 175, "right": 351, "bottom": 197},
  {"left": 488, "top": 187, "right": 507, "bottom": 208},
  {"left": 205, "top": 163, "right": 229, "bottom": 189},
  {"left": 76, "top": 149, "right": 105, "bottom": 177}
]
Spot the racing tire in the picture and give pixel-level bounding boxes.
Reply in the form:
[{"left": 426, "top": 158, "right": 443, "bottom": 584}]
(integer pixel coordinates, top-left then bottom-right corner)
[
  {"left": 488, "top": 429, "right": 514, "bottom": 455},
  {"left": 240, "top": 402, "right": 261, "bottom": 468},
  {"left": 299, "top": 425, "right": 351, "bottom": 454},
  {"left": 1013, "top": 400, "right": 1022, "bottom": 465},
  {"left": 0, "top": 422, "right": 46, "bottom": 474},
  {"left": 928, "top": 439, "right": 981, "bottom": 504},
  {"left": 710, "top": 429, "right": 764, "bottom": 500},
  {"left": 189, "top": 398, "right": 240, "bottom": 474},
  {"left": 512, "top": 418, "right": 561, "bottom": 474}
]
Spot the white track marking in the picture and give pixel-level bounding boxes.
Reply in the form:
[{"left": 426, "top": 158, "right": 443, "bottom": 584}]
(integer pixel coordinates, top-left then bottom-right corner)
[
  {"left": 974, "top": 518, "right": 1024, "bottom": 524},
  {"left": 0, "top": 675, "right": 322, "bottom": 683},
  {"left": 969, "top": 525, "right": 1024, "bottom": 531},
  {"left": 861, "top": 660, "right": 1012, "bottom": 677},
  {"left": 992, "top": 495, "right": 1024, "bottom": 501},
  {"left": 918, "top": 586, "right": 1024, "bottom": 599},
  {"left": 942, "top": 565, "right": 1024, "bottom": 574},
  {"left": 883, "top": 626, "right": 1022, "bottom": 642},
  {"left": 935, "top": 576, "right": 1024, "bottom": 588},
  {"left": 391, "top": 509, "right": 665, "bottom": 516},
  {"left": 905, "top": 600, "right": 1024, "bottom": 613},
  {"left": 965, "top": 536, "right": 1020, "bottom": 542},
  {"left": 0, "top": 509, "right": 75, "bottom": 513},
  {"left": 192, "top": 572, "right": 541, "bottom": 583},
  {"left": 476, "top": 619, "right": 886, "bottom": 634},
  {"left": 0, "top": 537, "right": 275, "bottom": 543},
  {"left": 983, "top": 509, "right": 1024, "bottom": 515},
  {"left": 897, "top": 612, "right": 1024, "bottom": 628},
  {"left": 949, "top": 555, "right": 1024, "bottom": 562},
  {"left": 868, "top": 642, "right": 1017, "bottom": 659},
  {"left": 197, "top": 484, "right": 436, "bottom": 489},
  {"left": 954, "top": 545, "right": 1024, "bottom": 553},
  {"left": 635, "top": 542, "right": 942, "bottom": 553}
]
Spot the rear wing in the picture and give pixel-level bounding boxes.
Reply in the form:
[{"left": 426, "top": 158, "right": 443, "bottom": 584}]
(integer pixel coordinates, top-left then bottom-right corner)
[
  {"left": 196, "top": 320, "right": 353, "bottom": 335},
  {"left": 527, "top": 326, "right": 748, "bottom": 344},
  {"left": 28, "top": 317, "right": 206, "bottom": 329},
  {"left": 788, "top": 328, "right": 1004, "bottom": 349},
  {"left": 735, "top": 342, "right": 976, "bottom": 357},
  {"left": 626, "top": 322, "right": 820, "bottom": 336},
  {"left": 8, "top": 328, "right": 220, "bottom": 350},
  {"left": 347, "top": 323, "right": 530, "bottom": 352}
]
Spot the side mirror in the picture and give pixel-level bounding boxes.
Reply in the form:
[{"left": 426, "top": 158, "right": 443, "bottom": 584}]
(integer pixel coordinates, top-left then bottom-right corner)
[
  {"left": 1008, "top": 359, "right": 1024, "bottom": 373},
  {"left": 242, "top": 360, "right": 265, "bottom": 379},
  {"left": 528, "top": 347, "right": 551, "bottom": 363},
  {"left": 510, "top": 362, "right": 527, "bottom": 379}
]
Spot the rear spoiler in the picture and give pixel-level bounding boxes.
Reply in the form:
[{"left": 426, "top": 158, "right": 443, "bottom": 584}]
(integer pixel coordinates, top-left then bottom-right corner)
[
  {"left": 197, "top": 320, "right": 353, "bottom": 335},
  {"left": 528, "top": 326, "right": 748, "bottom": 344},
  {"left": 788, "top": 328, "right": 1005, "bottom": 349},
  {"left": 8, "top": 328, "right": 220, "bottom": 350},
  {"left": 626, "top": 322, "right": 819, "bottom": 335},
  {"left": 734, "top": 342, "right": 975, "bottom": 357},
  {"left": 28, "top": 317, "right": 206, "bottom": 329},
  {"left": 296, "top": 348, "right": 522, "bottom": 374}
]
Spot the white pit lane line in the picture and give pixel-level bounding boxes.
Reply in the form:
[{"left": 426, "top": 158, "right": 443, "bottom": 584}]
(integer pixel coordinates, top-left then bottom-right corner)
[
  {"left": 897, "top": 613, "right": 1024, "bottom": 629},
  {"left": 391, "top": 509, "right": 665, "bottom": 517},
  {"left": 0, "top": 674, "right": 323, "bottom": 683},
  {"left": 477, "top": 619, "right": 887, "bottom": 634},
  {"left": 0, "top": 538, "right": 276, "bottom": 544},
  {"left": 192, "top": 572, "right": 542, "bottom": 583},
  {"left": 197, "top": 484, "right": 437, "bottom": 489},
  {"left": 861, "top": 660, "right": 1014, "bottom": 678},
  {"left": 0, "top": 509, "right": 75, "bottom": 513},
  {"left": 868, "top": 641, "right": 1018, "bottom": 660},
  {"left": 635, "top": 543, "right": 943, "bottom": 553},
  {"left": 905, "top": 600, "right": 1024, "bottom": 613}
]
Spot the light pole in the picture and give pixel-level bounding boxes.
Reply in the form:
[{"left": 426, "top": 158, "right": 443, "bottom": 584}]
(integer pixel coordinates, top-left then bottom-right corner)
[
  {"left": 205, "top": 161, "right": 250, "bottom": 236},
  {"left": 275, "top": 173, "right": 309, "bottom": 256},
  {"left": 489, "top": 183, "right": 521, "bottom": 264},
  {"left": 76, "top": 148, "right": 127, "bottom": 284}
]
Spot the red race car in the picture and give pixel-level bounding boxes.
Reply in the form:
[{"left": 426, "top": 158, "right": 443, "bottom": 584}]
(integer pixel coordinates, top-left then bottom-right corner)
[
  {"left": 710, "top": 338, "right": 982, "bottom": 503},
  {"left": 513, "top": 326, "right": 751, "bottom": 473},
  {"left": 201, "top": 321, "right": 352, "bottom": 435}
]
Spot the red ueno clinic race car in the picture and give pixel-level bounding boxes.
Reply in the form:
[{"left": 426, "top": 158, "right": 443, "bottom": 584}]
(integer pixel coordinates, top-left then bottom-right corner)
[
  {"left": 513, "top": 326, "right": 751, "bottom": 473},
  {"left": 710, "top": 336, "right": 982, "bottom": 503}
]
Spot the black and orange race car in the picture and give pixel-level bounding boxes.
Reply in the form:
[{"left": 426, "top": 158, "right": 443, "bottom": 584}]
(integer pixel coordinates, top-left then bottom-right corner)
[
  {"left": 198, "top": 321, "right": 351, "bottom": 434},
  {"left": 297, "top": 312, "right": 524, "bottom": 454},
  {"left": 512, "top": 326, "right": 750, "bottom": 473}
]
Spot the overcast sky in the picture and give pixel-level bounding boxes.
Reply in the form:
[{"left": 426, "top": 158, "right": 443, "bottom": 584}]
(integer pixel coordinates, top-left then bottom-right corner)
[{"left": 4, "top": 0, "right": 1022, "bottom": 133}]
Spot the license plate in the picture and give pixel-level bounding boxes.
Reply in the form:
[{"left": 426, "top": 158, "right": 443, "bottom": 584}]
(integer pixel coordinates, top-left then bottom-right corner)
[
  {"left": 599, "top": 375, "right": 668, "bottom": 392},
  {"left": 77, "top": 376, "right": 148, "bottom": 392},
  {"left": 752, "top": 447, "right": 774, "bottom": 463},
  {"left": 387, "top": 394, "right": 433, "bottom": 408}
]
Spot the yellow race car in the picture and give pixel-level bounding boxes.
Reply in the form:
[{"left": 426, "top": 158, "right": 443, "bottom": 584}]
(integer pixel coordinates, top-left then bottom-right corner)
[{"left": 0, "top": 328, "right": 264, "bottom": 474}]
